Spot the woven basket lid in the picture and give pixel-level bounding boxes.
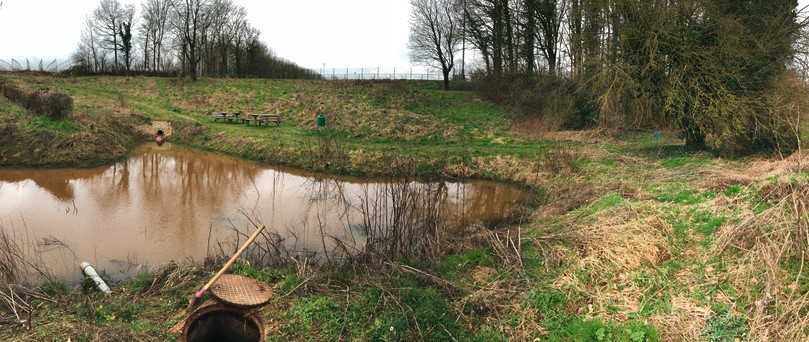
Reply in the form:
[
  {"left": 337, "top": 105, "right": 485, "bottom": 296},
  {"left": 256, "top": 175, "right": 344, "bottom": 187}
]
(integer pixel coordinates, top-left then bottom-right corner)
[{"left": 210, "top": 274, "right": 273, "bottom": 309}]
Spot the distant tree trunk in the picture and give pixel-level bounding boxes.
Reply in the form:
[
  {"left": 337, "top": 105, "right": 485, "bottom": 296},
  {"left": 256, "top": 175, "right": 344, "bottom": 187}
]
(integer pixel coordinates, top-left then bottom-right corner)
[
  {"left": 504, "top": 2, "right": 515, "bottom": 72},
  {"left": 682, "top": 118, "right": 706, "bottom": 150},
  {"left": 523, "top": 0, "right": 537, "bottom": 74},
  {"left": 570, "top": 0, "right": 583, "bottom": 77},
  {"left": 143, "top": 34, "right": 150, "bottom": 71},
  {"left": 492, "top": 1, "right": 504, "bottom": 75}
]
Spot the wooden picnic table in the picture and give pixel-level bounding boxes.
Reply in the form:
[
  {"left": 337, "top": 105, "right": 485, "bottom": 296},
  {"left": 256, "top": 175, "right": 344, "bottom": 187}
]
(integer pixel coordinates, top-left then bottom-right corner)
[
  {"left": 211, "top": 112, "right": 229, "bottom": 122},
  {"left": 245, "top": 113, "right": 282, "bottom": 126},
  {"left": 211, "top": 112, "right": 242, "bottom": 123},
  {"left": 212, "top": 112, "right": 280, "bottom": 126}
]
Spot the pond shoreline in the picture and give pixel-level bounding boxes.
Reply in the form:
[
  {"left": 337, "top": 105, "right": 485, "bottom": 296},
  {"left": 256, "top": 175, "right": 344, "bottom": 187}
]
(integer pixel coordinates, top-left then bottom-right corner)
[
  {"left": 3, "top": 122, "right": 545, "bottom": 192},
  {"left": 0, "top": 143, "right": 538, "bottom": 282},
  {"left": 2, "top": 76, "right": 598, "bottom": 341}
]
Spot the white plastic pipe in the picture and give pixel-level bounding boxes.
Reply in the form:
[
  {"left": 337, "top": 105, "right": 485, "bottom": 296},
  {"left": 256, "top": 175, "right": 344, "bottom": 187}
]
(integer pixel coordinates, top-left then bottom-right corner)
[{"left": 80, "top": 262, "right": 111, "bottom": 294}]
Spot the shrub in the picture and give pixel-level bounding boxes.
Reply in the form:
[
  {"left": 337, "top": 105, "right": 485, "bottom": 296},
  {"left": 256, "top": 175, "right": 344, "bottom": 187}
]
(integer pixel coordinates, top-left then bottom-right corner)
[
  {"left": 0, "top": 79, "right": 73, "bottom": 120},
  {"left": 475, "top": 73, "right": 597, "bottom": 131},
  {"left": 26, "top": 90, "right": 73, "bottom": 120}
]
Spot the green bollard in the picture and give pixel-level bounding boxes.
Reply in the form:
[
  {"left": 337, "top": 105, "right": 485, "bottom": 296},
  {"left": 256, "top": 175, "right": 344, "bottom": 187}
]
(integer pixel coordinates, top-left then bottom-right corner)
[{"left": 316, "top": 113, "right": 327, "bottom": 129}]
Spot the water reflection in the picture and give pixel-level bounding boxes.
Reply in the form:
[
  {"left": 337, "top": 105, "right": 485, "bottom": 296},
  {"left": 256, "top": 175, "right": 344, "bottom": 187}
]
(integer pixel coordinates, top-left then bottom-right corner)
[{"left": 0, "top": 144, "right": 527, "bottom": 281}]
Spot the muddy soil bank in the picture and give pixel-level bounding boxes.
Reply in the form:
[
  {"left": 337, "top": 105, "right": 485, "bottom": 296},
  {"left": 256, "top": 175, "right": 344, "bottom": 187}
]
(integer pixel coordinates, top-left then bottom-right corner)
[{"left": 0, "top": 112, "right": 148, "bottom": 168}]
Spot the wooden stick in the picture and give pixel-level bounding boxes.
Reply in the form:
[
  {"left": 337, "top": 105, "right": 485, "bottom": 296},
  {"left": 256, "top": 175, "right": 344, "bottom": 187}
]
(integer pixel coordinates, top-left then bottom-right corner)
[{"left": 188, "top": 225, "right": 266, "bottom": 308}]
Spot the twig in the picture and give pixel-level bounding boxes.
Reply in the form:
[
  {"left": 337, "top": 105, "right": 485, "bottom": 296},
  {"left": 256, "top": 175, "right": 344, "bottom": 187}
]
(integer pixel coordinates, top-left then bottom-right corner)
[{"left": 387, "top": 262, "right": 460, "bottom": 295}]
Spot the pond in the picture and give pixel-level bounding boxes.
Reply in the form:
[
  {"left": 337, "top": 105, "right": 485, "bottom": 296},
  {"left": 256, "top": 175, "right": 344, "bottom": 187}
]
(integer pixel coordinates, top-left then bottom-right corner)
[{"left": 0, "top": 144, "right": 529, "bottom": 282}]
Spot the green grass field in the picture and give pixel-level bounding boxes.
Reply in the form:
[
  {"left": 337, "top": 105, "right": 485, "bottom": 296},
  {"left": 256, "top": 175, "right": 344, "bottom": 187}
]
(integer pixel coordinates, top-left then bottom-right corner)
[{"left": 1, "top": 74, "right": 807, "bottom": 341}]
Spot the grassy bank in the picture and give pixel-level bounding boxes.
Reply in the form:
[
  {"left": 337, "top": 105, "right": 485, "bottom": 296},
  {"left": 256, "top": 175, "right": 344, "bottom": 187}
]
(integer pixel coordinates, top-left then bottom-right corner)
[
  {"left": 0, "top": 87, "right": 143, "bottom": 168},
  {"left": 1, "top": 74, "right": 547, "bottom": 180},
  {"left": 2, "top": 74, "right": 809, "bottom": 341}
]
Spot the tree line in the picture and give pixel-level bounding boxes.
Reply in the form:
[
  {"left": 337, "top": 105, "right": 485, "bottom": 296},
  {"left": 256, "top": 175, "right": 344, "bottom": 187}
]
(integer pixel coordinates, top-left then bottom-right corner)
[
  {"left": 72, "top": 0, "right": 320, "bottom": 80},
  {"left": 410, "top": 0, "right": 808, "bottom": 153}
]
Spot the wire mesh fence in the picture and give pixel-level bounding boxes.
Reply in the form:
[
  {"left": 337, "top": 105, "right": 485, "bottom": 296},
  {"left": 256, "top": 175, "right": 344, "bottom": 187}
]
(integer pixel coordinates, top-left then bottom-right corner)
[
  {"left": 0, "top": 58, "right": 71, "bottom": 73},
  {"left": 0, "top": 60, "right": 454, "bottom": 81},
  {"left": 317, "top": 67, "right": 445, "bottom": 81}
]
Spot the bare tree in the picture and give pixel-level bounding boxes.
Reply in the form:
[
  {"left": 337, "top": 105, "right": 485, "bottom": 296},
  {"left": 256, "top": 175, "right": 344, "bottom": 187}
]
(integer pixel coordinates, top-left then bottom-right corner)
[
  {"left": 204, "top": 0, "right": 236, "bottom": 76},
  {"left": 219, "top": 6, "right": 247, "bottom": 75},
  {"left": 172, "top": 0, "right": 211, "bottom": 80},
  {"left": 140, "top": 0, "right": 173, "bottom": 72},
  {"left": 73, "top": 0, "right": 318, "bottom": 80},
  {"left": 534, "top": 0, "right": 566, "bottom": 73},
  {"left": 93, "top": 0, "right": 127, "bottom": 71},
  {"left": 409, "top": 0, "right": 462, "bottom": 90},
  {"left": 74, "top": 16, "right": 101, "bottom": 73}
]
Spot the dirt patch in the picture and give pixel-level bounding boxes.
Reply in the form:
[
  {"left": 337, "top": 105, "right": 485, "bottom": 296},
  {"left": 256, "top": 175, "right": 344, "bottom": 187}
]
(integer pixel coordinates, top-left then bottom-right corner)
[
  {"left": 540, "top": 184, "right": 595, "bottom": 217},
  {"left": 713, "top": 151, "right": 809, "bottom": 183},
  {"left": 697, "top": 151, "right": 809, "bottom": 191},
  {"left": 470, "top": 266, "right": 497, "bottom": 286},
  {"left": 136, "top": 120, "right": 174, "bottom": 138},
  {"left": 541, "top": 129, "right": 616, "bottom": 144},
  {"left": 697, "top": 167, "right": 757, "bottom": 191},
  {"left": 511, "top": 124, "right": 617, "bottom": 145}
]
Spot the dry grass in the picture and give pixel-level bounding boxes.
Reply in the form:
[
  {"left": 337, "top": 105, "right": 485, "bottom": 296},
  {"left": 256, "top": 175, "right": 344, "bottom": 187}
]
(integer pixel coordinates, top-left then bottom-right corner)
[
  {"left": 0, "top": 226, "right": 58, "bottom": 331},
  {"left": 573, "top": 205, "right": 672, "bottom": 274},
  {"left": 539, "top": 129, "right": 617, "bottom": 145},
  {"left": 0, "top": 227, "right": 52, "bottom": 286},
  {"left": 649, "top": 295, "right": 712, "bottom": 341},
  {"left": 485, "top": 228, "right": 524, "bottom": 271},
  {"left": 548, "top": 204, "right": 673, "bottom": 328},
  {"left": 715, "top": 179, "right": 809, "bottom": 340},
  {"left": 696, "top": 147, "right": 809, "bottom": 340}
]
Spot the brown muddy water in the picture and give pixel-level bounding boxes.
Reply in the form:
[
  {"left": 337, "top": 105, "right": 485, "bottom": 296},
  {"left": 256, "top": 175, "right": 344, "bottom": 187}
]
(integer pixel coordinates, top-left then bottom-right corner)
[{"left": 0, "top": 144, "right": 529, "bottom": 282}]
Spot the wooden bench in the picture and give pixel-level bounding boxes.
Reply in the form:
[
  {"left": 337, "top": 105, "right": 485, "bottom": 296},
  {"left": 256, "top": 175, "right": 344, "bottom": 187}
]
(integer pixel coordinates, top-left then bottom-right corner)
[
  {"left": 211, "top": 112, "right": 244, "bottom": 123},
  {"left": 246, "top": 114, "right": 282, "bottom": 126},
  {"left": 211, "top": 112, "right": 229, "bottom": 122},
  {"left": 228, "top": 112, "right": 243, "bottom": 123}
]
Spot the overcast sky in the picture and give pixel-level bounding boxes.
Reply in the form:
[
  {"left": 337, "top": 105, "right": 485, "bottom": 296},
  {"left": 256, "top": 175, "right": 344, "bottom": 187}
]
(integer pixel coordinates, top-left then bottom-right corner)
[
  {"left": 0, "top": 0, "right": 414, "bottom": 71},
  {"left": 1, "top": 0, "right": 808, "bottom": 72}
]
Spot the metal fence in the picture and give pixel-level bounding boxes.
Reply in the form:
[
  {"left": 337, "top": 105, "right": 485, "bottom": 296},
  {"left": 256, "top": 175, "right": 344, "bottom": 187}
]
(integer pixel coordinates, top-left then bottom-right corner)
[
  {"left": 0, "top": 61, "right": 453, "bottom": 81},
  {"left": 0, "top": 58, "right": 71, "bottom": 73},
  {"left": 317, "top": 67, "right": 445, "bottom": 81}
]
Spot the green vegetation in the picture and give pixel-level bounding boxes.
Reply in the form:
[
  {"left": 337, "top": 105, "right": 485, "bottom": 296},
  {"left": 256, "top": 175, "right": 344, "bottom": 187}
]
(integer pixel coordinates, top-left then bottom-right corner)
[
  {"left": 1, "top": 75, "right": 546, "bottom": 179},
  {"left": 470, "top": 0, "right": 805, "bottom": 154},
  {"left": 0, "top": 77, "right": 143, "bottom": 168},
  {"left": 1, "top": 74, "right": 809, "bottom": 340}
]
